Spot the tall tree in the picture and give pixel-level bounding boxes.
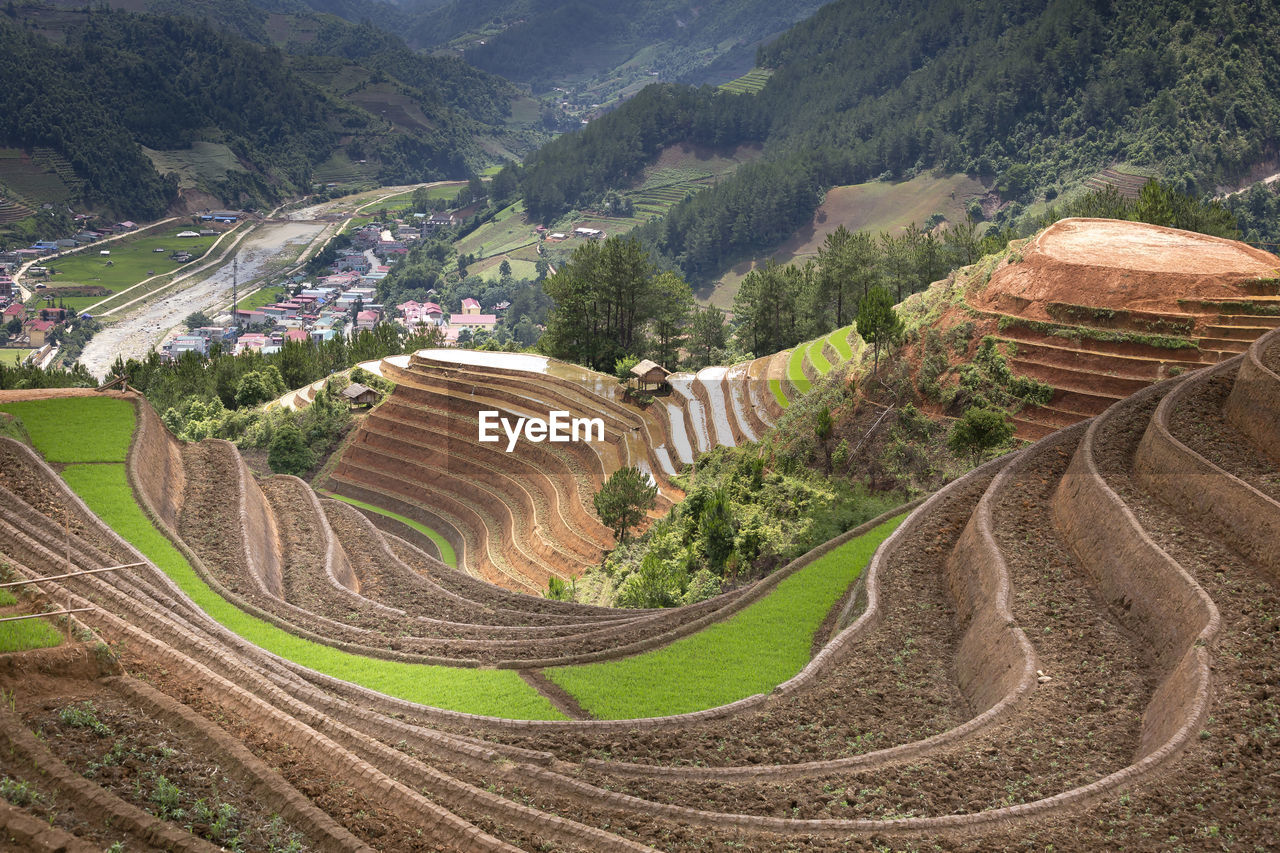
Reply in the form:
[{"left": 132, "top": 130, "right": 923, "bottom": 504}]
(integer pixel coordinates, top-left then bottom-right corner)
[
  {"left": 816, "top": 226, "right": 881, "bottom": 328},
  {"left": 594, "top": 466, "right": 658, "bottom": 544},
  {"left": 646, "top": 271, "right": 694, "bottom": 369},
  {"left": 541, "top": 236, "right": 657, "bottom": 371},
  {"left": 856, "top": 285, "right": 903, "bottom": 374},
  {"left": 687, "top": 305, "right": 727, "bottom": 369}
]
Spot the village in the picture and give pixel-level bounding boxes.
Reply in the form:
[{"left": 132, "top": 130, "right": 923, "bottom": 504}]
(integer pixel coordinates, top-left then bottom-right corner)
[{"left": 0, "top": 201, "right": 551, "bottom": 369}]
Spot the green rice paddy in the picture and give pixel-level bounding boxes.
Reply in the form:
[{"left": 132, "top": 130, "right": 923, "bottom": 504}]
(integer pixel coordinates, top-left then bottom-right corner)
[
  {"left": 8, "top": 396, "right": 906, "bottom": 723},
  {"left": 547, "top": 515, "right": 904, "bottom": 719},
  {"left": 0, "top": 587, "right": 65, "bottom": 654},
  {"left": 826, "top": 324, "right": 855, "bottom": 362},
  {"left": 0, "top": 397, "right": 134, "bottom": 463},
  {"left": 786, "top": 346, "right": 812, "bottom": 395},
  {"left": 63, "top": 461, "right": 560, "bottom": 719}
]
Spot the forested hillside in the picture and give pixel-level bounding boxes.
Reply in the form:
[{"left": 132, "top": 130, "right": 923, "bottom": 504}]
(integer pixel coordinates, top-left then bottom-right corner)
[
  {"left": 509, "top": 0, "right": 1280, "bottom": 281},
  {"left": 404, "top": 0, "right": 827, "bottom": 91},
  {"left": 1, "top": 2, "right": 514, "bottom": 218}
]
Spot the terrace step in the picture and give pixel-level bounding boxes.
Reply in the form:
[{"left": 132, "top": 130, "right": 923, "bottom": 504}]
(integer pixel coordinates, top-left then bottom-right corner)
[
  {"left": 996, "top": 323, "right": 1211, "bottom": 363},
  {"left": 1197, "top": 336, "right": 1252, "bottom": 354},
  {"left": 1009, "top": 357, "right": 1155, "bottom": 398},
  {"left": 1216, "top": 312, "right": 1280, "bottom": 328},
  {"left": 1011, "top": 416, "right": 1058, "bottom": 441},
  {"left": 992, "top": 336, "right": 1207, "bottom": 375},
  {"left": 1204, "top": 323, "right": 1277, "bottom": 340}
]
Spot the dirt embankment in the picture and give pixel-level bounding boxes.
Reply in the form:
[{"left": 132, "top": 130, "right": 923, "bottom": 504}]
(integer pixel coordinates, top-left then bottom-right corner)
[{"left": 971, "top": 217, "right": 1280, "bottom": 321}]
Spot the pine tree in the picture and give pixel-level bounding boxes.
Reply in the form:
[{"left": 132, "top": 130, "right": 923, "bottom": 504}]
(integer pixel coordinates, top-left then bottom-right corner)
[{"left": 856, "top": 286, "right": 903, "bottom": 374}]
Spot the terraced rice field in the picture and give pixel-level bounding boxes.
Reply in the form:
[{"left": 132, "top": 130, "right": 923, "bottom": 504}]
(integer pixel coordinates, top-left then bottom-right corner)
[
  {"left": 766, "top": 325, "right": 859, "bottom": 410},
  {"left": 718, "top": 67, "right": 773, "bottom": 94},
  {"left": 0, "top": 318, "right": 1278, "bottom": 848},
  {"left": 0, "top": 148, "right": 74, "bottom": 206},
  {"left": 320, "top": 490, "right": 458, "bottom": 568}
]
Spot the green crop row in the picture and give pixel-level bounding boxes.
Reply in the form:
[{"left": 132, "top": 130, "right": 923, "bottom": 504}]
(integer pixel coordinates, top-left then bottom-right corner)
[
  {"left": 825, "top": 325, "right": 856, "bottom": 362},
  {"left": 768, "top": 375, "right": 790, "bottom": 409},
  {"left": 62, "top": 461, "right": 561, "bottom": 719},
  {"left": 547, "top": 515, "right": 904, "bottom": 719},
  {"left": 319, "top": 491, "right": 458, "bottom": 568},
  {"left": 808, "top": 337, "right": 834, "bottom": 375},
  {"left": 7, "top": 396, "right": 554, "bottom": 718},
  {"left": 786, "top": 346, "right": 812, "bottom": 395},
  {"left": 0, "top": 397, "right": 134, "bottom": 463}
]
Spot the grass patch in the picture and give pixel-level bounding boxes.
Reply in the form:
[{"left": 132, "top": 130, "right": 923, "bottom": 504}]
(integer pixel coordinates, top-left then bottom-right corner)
[
  {"left": 61, "top": 461, "right": 559, "bottom": 719},
  {"left": 0, "top": 614, "right": 64, "bottom": 654},
  {"left": 319, "top": 491, "right": 457, "bottom": 569},
  {"left": 235, "top": 286, "right": 286, "bottom": 312},
  {"left": 0, "top": 348, "right": 31, "bottom": 366},
  {"left": 548, "top": 516, "right": 904, "bottom": 719},
  {"left": 826, "top": 325, "right": 855, "bottom": 362},
  {"left": 0, "top": 583, "right": 65, "bottom": 654},
  {"left": 0, "top": 398, "right": 134, "bottom": 463},
  {"left": 0, "top": 412, "right": 29, "bottom": 445},
  {"left": 786, "top": 346, "right": 812, "bottom": 394},
  {"left": 768, "top": 376, "right": 790, "bottom": 409},
  {"left": 44, "top": 229, "right": 220, "bottom": 295}
]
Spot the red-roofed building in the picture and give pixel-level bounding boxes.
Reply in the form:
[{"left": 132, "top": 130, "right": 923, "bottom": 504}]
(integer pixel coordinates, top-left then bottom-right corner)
[
  {"left": 460, "top": 297, "right": 482, "bottom": 314},
  {"left": 3, "top": 303, "right": 25, "bottom": 321},
  {"left": 285, "top": 328, "right": 309, "bottom": 343},
  {"left": 27, "top": 318, "right": 56, "bottom": 346},
  {"left": 355, "top": 309, "right": 380, "bottom": 331}
]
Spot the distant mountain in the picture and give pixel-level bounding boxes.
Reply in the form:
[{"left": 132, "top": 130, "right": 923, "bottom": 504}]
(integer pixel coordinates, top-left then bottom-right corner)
[
  {"left": 0, "top": 2, "right": 518, "bottom": 220},
  {"left": 404, "top": 0, "right": 828, "bottom": 92},
  {"left": 508, "top": 0, "right": 1280, "bottom": 281}
]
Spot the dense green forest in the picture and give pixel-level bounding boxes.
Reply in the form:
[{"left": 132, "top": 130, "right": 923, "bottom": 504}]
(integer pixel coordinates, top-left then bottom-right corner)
[
  {"left": 404, "top": 0, "right": 826, "bottom": 90},
  {"left": 0, "top": 2, "right": 514, "bottom": 218},
  {"left": 508, "top": 0, "right": 1280, "bottom": 282}
]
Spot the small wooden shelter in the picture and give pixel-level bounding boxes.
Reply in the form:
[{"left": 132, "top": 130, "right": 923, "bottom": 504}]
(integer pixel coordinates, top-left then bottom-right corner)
[
  {"left": 341, "top": 382, "right": 380, "bottom": 408},
  {"left": 629, "top": 359, "right": 671, "bottom": 391}
]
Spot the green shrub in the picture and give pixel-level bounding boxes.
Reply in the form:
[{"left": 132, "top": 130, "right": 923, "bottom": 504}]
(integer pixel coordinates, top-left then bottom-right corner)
[
  {"left": 949, "top": 407, "right": 1015, "bottom": 463},
  {"left": 267, "top": 423, "right": 314, "bottom": 475}
]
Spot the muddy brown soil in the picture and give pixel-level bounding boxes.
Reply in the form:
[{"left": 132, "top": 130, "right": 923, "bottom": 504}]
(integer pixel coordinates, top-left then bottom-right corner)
[
  {"left": 1264, "top": 337, "right": 1280, "bottom": 374},
  {"left": 519, "top": 432, "right": 1151, "bottom": 821},
  {"left": 1168, "top": 369, "right": 1280, "bottom": 503},
  {"left": 1080, "top": 384, "right": 1280, "bottom": 849},
  {"left": 22, "top": 686, "right": 315, "bottom": 852},
  {"left": 122, "top": 656, "right": 554, "bottom": 853}
]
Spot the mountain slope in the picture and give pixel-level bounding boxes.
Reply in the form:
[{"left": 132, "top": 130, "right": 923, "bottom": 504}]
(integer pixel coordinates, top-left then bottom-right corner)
[
  {"left": 406, "top": 0, "right": 828, "bottom": 94},
  {"left": 512, "top": 0, "right": 1280, "bottom": 282},
  {"left": 0, "top": 3, "right": 515, "bottom": 219}
]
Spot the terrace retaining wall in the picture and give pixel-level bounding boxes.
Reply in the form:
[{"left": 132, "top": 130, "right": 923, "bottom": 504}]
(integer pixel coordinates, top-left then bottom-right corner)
[
  {"left": 1051, "top": 378, "right": 1220, "bottom": 760},
  {"left": 1135, "top": 357, "right": 1280, "bottom": 578},
  {"left": 1224, "top": 326, "right": 1280, "bottom": 462}
]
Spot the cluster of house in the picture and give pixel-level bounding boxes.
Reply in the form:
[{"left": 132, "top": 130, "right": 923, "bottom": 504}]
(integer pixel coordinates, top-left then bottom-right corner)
[
  {"left": 1, "top": 301, "right": 70, "bottom": 347},
  {"left": 157, "top": 211, "right": 512, "bottom": 359},
  {"left": 541, "top": 225, "right": 606, "bottom": 242},
  {"left": 396, "top": 297, "right": 504, "bottom": 344}
]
